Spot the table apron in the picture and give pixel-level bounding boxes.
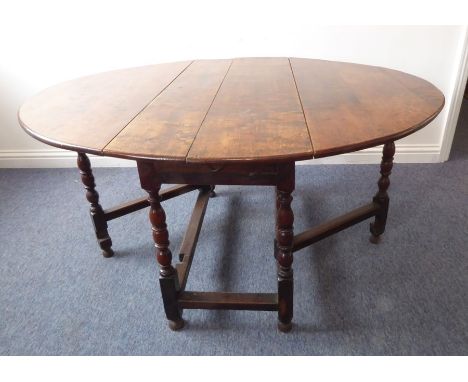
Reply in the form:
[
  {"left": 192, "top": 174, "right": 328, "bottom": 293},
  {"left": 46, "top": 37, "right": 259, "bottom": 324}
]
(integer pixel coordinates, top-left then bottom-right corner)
[{"left": 137, "top": 160, "right": 294, "bottom": 187}]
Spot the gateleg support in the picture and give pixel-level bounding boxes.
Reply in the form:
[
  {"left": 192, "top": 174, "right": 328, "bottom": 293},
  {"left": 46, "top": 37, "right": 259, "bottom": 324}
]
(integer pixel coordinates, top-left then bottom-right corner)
[
  {"left": 77, "top": 152, "right": 114, "bottom": 258},
  {"left": 147, "top": 183, "right": 184, "bottom": 331},
  {"left": 275, "top": 163, "right": 295, "bottom": 332},
  {"left": 370, "top": 142, "right": 395, "bottom": 244}
]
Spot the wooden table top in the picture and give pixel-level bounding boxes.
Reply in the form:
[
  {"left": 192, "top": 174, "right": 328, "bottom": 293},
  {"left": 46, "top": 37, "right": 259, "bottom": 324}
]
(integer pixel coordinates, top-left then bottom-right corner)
[{"left": 19, "top": 58, "right": 444, "bottom": 163}]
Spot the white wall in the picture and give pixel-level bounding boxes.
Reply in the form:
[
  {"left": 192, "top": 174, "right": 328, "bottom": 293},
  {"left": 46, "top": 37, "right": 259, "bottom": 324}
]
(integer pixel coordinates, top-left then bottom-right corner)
[{"left": 0, "top": 1, "right": 467, "bottom": 167}]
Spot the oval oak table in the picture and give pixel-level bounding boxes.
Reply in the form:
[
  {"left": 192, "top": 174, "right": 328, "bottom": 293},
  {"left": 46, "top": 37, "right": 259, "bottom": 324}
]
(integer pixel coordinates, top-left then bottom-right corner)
[{"left": 19, "top": 58, "right": 445, "bottom": 332}]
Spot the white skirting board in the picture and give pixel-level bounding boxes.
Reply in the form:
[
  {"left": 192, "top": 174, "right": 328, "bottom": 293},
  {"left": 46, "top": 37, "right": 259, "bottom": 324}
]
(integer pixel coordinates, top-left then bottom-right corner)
[{"left": 0, "top": 144, "right": 442, "bottom": 168}]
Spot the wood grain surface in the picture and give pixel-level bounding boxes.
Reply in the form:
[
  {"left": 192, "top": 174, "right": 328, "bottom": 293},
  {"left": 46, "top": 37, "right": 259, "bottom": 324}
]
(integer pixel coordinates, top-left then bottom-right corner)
[
  {"left": 18, "top": 61, "right": 191, "bottom": 154},
  {"left": 289, "top": 58, "right": 445, "bottom": 157},
  {"left": 105, "top": 60, "right": 231, "bottom": 160},
  {"left": 18, "top": 58, "right": 445, "bottom": 162},
  {"left": 186, "top": 58, "right": 313, "bottom": 162}
]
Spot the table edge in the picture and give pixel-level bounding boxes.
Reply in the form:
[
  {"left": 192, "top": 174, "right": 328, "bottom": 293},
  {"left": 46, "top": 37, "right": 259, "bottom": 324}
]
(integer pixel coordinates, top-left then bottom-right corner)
[{"left": 17, "top": 58, "right": 446, "bottom": 164}]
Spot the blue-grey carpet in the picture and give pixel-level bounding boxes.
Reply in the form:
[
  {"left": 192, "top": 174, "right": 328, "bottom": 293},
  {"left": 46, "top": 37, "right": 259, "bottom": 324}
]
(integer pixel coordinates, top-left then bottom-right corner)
[{"left": 1, "top": 103, "right": 467, "bottom": 355}]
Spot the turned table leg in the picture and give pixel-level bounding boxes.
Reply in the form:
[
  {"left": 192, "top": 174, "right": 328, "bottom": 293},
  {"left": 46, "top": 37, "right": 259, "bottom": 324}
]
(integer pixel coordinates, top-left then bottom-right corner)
[
  {"left": 370, "top": 142, "right": 395, "bottom": 244},
  {"left": 147, "top": 183, "right": 184, "bottom": 331},
  {"left": 209, "top": 185, "right": 216, "bottom": 198},
  {"left": 77, "top": 152, "right": 114, "bottom": 258},
  {"left": 274, "top": 189, "right": 279, "bottom": 260},
  {"left": 276, "top": 168, "right": 295, "bottom": 332}
]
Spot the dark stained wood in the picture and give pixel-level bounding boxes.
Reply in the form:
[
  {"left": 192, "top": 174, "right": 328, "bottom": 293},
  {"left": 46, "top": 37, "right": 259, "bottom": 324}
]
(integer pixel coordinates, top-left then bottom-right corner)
[
  {"left": 186, "top": 58, "right": 313, "bottom": 163},
  {"left": 290, "top": 58, "right": 444, "bottom": 158},
  {"left": 146, "top": 183, "right": 184, "bottom": 330},
  {"left": 159, "top": 184, "right": 202, "bottom": 201},
  {"left": 76, "top": 153, "right": 113, "bottom": 258},
  {"left": 79, "top": 184, "right": 199, "bottom": 258},
  {"left": 293, "top": 202, "right": 380, "bottom": 252},
  {"left": 178, "top": 291, "right": 278, "bottom": 311},
  {"left": 138, "top": 160, "right": 283, "bottom": 186},
  {"left": 175, "top": 187, "right": 211, "bottom": 291},
  {"left": 19, "top": 58, "right": 446, "bottom": 332},
  {"left": 104, "top": 59, "right": 232, "bottom": 160},
  {"left": 370, "top": 142, "right": 396, "bottom": 243},
  {"left": 274, "top": 188, "right": 280, "bottom": 260},
  {"left": 209, "top": 185, "right": 216, "bottom": 198},
  {"left": 275, "top": 163, "right": 295, "bottom": 332},
  {"left": 137, "top": 160, "right": 300, "bottom": 329},
  {"left": 103, "top": 184, "right": 200, "bottom": 221},
  {"left": 387, "top": 69, "right": 446, "bottom": 110},
  {"left": 104, "top": 195, "right": 149, "bottom": 222},
  {"left": 19, "top": 57, "right": 444, "bottom": 163},
  {"left": 19, "top": 61, "right": 191, "bottom": 154}
]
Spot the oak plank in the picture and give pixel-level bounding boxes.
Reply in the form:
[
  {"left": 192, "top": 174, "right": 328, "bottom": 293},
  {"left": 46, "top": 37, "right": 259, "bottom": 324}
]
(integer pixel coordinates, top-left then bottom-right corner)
[
  {"left": 18, "top": 61, "right": 192, "bottom": 154},
  {"left": 19, "top": 58, "right": 445, "bottom": 163},
  {"left": 104, "top": 59, "right": 232, "bottom": 160},
  {"left": 186, "top": 57, "right": 313, "bottom": 163},
  {"left": 290, "top": 58, "right": 445, "bottom": 158},
  {"left": 292, "top": 202, "right": 379, "bottom": 252},
  {"left": 178, "top": 291, "right": 278, "bottom": 311},
  {"left": 175, "top": 187, "right": 211, "bottom": 291},
  {"left": 103, "top": 184, "right": 200, "bottom": 221}
]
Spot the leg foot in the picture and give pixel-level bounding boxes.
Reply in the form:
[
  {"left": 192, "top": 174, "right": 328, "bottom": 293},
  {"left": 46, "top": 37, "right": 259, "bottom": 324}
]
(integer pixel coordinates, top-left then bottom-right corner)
[
  {"left": 95, "top": 228, "right": 113, "bottom": 257},
  {"left": 276, "top": 164, "right": 295, "bottom": 332},
  {"left": 147, "top": 184, "right": 183, "bottom": 326},
  {"left": 209, "top": 185, "right": 216, "bottom": 198},
  {"left": 102, "top": 248, "right": 115, "bottom": 258},
  {"left": 369, "top": 142, "right": 395, "bottom": 243},
  {"left": 77, "top": 152, "right": 114, "bottom": 258},
  {"left": 277, "top": 320, "right": 293, "bottom": 333},
  {"left": 168, "top": 318, "right": 185, "bottom": 331},
  {"left": 369, "top": 234, "right": 381, "bottom": 244},
  {"left": 98, "top": 235, "right": 114, "bottom": 257}
]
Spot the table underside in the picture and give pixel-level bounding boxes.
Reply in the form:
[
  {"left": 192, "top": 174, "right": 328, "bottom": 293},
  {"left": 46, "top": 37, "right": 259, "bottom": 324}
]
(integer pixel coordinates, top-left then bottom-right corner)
[{"left": 77, "top": 141, "right": 395, "bottom": 332}]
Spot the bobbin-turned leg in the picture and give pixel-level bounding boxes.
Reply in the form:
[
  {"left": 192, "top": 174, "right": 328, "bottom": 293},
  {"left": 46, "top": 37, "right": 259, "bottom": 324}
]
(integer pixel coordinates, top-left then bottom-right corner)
[
  {"left": 147, "top": 183, "right": 184, "bottom": 330},
  {"left": 209, "top": 185, "right": 216, "bottom": 198},
  {"left": 370, "top": 142, "right": 395, "bottom": 244},
  {"left": 273, "top": 188, "right": 279, "bottom": 260},
  {"left": 276, "top": 167, "right": 295, "bottom": 332},
  {"left": 77, "top": 152, "right": 114, "bottom": 258}
]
